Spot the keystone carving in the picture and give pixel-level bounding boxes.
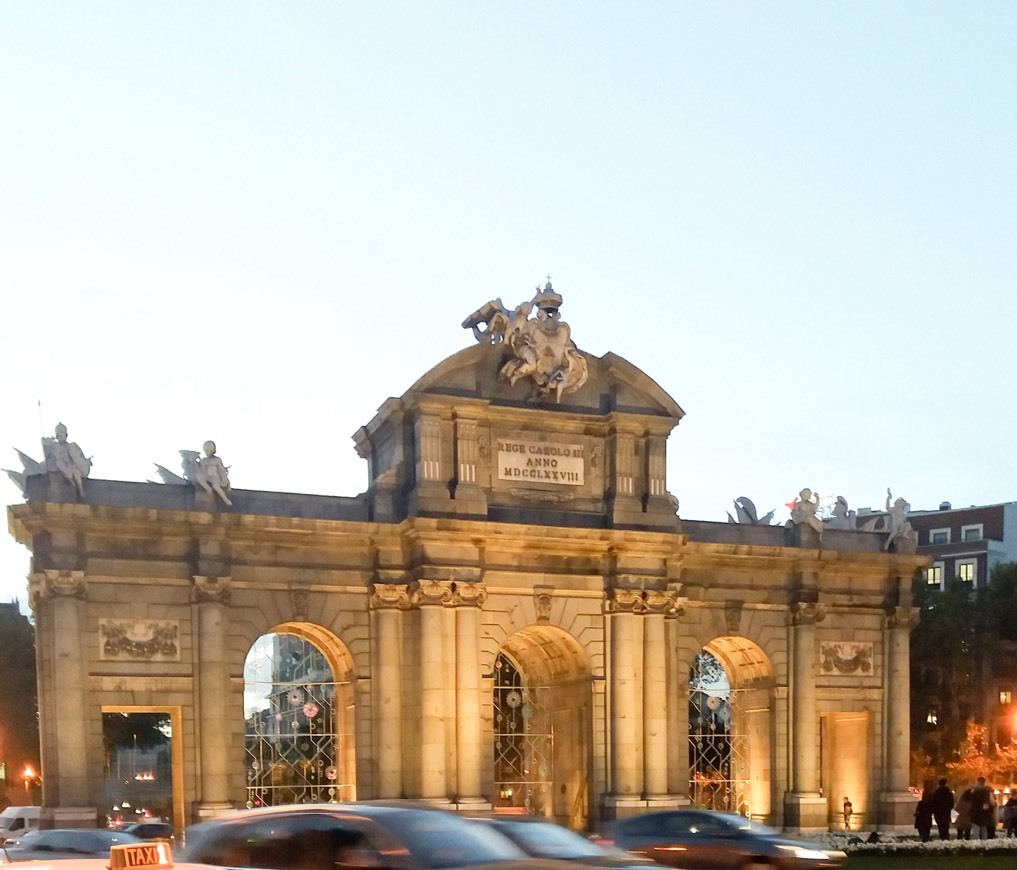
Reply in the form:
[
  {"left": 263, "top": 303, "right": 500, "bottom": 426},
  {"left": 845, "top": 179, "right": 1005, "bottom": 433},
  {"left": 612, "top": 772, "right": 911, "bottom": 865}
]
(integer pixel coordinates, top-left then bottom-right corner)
[
  {"left": 724, "top": 600, "right": 744, "bottom": 634},
  {"left": 534, "top": 586, "right": 553, "bottom": 623},
  {"left": 290, "top": 587, "right": 309, "bottom": 622}
]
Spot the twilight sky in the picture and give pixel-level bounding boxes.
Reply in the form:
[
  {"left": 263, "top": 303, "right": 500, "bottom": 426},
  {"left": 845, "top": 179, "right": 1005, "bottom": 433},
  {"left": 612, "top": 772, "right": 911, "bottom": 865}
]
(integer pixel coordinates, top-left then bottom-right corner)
[{"left": 3, "top": 2, "right": 1016, "bottom": 607}]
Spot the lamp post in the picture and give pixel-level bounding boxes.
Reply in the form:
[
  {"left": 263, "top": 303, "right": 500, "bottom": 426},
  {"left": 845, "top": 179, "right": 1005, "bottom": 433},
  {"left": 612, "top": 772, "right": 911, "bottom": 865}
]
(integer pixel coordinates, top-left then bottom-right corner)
[{"left": 22, "top": 766, "right": 35, "bottom": 805}]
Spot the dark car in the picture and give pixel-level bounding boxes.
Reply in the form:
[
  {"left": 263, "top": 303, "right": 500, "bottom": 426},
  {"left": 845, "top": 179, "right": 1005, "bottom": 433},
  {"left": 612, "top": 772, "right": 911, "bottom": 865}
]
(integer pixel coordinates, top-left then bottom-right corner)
[
  {"left": 180, "top": 802, "right": 584, "bottom": 870},
  {"left": 1, "top": 828, "right": 143, "bottom": 861},
  {"left": 602, "top": 810, "right": 844, "bottom": 870},
  {"left": 468, "top": 816, "right": 655, "bottom": 868},
  {"left": 120, "top": 822, "right": 174, "bottom": 841}
]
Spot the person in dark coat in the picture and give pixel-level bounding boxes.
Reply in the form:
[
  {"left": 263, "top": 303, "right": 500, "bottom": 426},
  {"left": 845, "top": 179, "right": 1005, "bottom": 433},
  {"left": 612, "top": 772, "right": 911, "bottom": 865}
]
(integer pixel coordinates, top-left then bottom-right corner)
[
  {"left": 915, "top": 793, "right": 934, "bottom": 842},
  {"left": 971, "top": 776, "right": 995, "bottom": 839},
  {"left": 929, "top": 778, "right": 955, "bottom": 840}
]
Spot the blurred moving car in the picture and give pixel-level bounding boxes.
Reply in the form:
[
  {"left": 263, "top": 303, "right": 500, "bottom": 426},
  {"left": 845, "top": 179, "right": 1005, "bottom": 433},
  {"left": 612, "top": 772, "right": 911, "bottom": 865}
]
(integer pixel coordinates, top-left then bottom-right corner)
[
  {"left": 601, "top": 810, "right": 844, "bottom": 870},
  {"left": 180, "top": 802, "right": 581, "bottom": 870},
  {"left": 1, "top": 829, "right": 143, "bottom": 861},
  {"left": 468, "top": 816, "right": 656, "bottom": 867},
  {"left": 119, "top": 823, "right": 174, "bottom": 842}
]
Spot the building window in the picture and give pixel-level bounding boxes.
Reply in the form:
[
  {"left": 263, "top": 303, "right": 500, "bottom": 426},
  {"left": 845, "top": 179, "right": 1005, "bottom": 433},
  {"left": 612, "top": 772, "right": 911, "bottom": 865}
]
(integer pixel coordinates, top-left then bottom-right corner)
[
  {"left": 1001, "top": 691, "right": 1013, "bottom": 706},
  {"left": 957, "top": 560, "right": 976, "bottom": 583},
  {"left": 926, "top": 709, "right": 938, "bottom": 726},
  {"left": 961, "top": 524, "right": 983, "bottom": 542},
  {"left": 925, "top": 564, "right": 944, "bottom": 587},
  {"left": 930, "top": 529, "right": 951, "bottom": 545}
]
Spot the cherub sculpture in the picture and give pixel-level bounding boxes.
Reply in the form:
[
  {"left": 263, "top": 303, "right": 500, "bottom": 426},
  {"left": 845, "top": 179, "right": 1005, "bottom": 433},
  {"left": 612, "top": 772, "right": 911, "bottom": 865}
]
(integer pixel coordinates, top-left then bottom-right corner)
[
  {"left": 790, "top": 487, "right": 823, "bottom": 538},
  {"left": 463, "top": 279, "right": 589, "bottom": 402},
  {"left": 884, "top": 487, "right": 913, "bottom": 551},
  {"left": 195, "top": 441, "right": 232, "bottom": 506}
]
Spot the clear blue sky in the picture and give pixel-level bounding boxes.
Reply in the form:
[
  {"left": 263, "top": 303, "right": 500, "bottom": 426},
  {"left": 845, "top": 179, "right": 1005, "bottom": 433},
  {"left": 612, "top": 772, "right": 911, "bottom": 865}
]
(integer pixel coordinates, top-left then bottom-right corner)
[{"left": 3, "top": 2, "right": 1016, "bottom": 606}]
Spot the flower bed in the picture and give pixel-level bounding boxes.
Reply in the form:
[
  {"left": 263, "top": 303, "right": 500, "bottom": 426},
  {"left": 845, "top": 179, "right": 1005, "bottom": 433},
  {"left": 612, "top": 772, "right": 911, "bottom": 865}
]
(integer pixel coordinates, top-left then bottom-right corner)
[{"left": 809, "top": 831, "right": 1017, "bottom": 856}]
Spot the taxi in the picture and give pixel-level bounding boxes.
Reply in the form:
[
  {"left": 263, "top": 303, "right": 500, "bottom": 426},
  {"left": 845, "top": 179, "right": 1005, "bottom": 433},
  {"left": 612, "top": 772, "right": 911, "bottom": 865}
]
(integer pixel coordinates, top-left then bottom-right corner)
[{"left": 0, "top": 841, "right": 211, "bottom": 870}]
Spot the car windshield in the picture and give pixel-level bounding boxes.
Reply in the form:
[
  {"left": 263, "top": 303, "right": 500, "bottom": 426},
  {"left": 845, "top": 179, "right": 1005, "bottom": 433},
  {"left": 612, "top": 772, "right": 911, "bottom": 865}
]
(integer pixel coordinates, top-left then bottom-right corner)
[
  {"left": 375, "top": 809, "right": 527, "bottom": 868},
  {"left": 490, "top": 820, "right": 606, "bottom": 859}
]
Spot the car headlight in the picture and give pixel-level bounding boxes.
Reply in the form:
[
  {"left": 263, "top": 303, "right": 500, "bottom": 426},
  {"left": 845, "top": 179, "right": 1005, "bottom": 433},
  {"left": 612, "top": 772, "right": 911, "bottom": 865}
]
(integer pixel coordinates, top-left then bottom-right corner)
[{"left": 776, "top": 845, "right": 831, "bottom": 860}]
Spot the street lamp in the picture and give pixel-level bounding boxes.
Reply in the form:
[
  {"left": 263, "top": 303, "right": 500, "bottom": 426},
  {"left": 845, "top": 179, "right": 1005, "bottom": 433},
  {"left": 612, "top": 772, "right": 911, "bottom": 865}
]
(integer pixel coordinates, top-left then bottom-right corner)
[{"left": 22, "top": 766, "right": 35, "bottom": 805}]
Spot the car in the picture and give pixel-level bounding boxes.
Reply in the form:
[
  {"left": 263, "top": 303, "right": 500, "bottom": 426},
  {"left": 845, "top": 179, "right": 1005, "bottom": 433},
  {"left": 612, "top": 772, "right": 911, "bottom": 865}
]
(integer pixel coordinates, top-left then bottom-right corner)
[
  {"left": 120, "top": 823, "right": 174, "bottom": 842},
  {"left": 0, "top": 828, "right": 144, "bottom": 861},
  {"left": 180, "top": 802, "right": 588, "bottom": 870},
  {"left": 601, "top": 810, "right": 845, "bottom": 870},
  {"left": 467, "top": 816, "right": 657, "bottom": 867}
]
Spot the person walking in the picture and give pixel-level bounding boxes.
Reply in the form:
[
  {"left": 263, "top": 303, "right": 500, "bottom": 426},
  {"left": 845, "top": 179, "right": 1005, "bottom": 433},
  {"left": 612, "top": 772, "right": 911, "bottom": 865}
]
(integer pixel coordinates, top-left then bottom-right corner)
[
  {"left": 929, "top": 778, "right": 955, "bottom": 840},
  {"left": 842, "top": 796, "right": 853, "bottom": 830},
  {"left": 915, "top": 791, "right": 934, "bottom": 843},
  {"left": 1003, "top": 794, "right": 1017, "bottom": 837},
  {"left": 956, "top": 786, "right": 974, "bottom": 840}
]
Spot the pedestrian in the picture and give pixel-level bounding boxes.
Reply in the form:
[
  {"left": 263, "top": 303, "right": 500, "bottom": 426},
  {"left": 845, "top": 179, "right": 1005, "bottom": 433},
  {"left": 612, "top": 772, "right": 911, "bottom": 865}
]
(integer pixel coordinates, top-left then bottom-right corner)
[
  {"left": 915, "top": 792, "right": 934, "bottom": 843},
  {"left": 971, "top": 776, "right": 995, "bottom": 840},
  {"left": 929, "top": 777, "right": 955, "bottom": 840},
  {"left": 956, "top": 787, "right": 973, "bottom": 840},
  {"left": 842, "top": 796, "right": 853, "bottom": 830},
  {"left": 1004, "top": 794, "right": 1017, "bottom": 837}
]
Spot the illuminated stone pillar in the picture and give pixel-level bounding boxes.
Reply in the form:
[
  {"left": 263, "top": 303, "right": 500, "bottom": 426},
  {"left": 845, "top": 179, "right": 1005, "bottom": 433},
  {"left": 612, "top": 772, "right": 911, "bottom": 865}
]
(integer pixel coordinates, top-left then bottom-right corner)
[
  {"left": 194, "top": 576, "right": 233, "bottom": 819},
  {"left": 412, "top": 579, "right": 453, "bottom": 801},
  {"left": 454, "top": 582, "right": 488, "bottom": 808},
  {"left": 605, "top": 587, "right": 643, "bottom": 815},
  {"left": 880, "top": 605, "right": 919, "bottom": 827},
  {"left": 642, "top": 592, "right": 670, "bottom": 800},
  {"left": 665, "top": 599, "right": 691, "bottom": 804},
  {"left": 784, "top": 601, "right": 827, "bottom": 831},
  {"left": 370, "top": 582, "right": 409, "bottom": 798},
  {"left": 32, "top": 570, "right": 94, "bottom": 825}
]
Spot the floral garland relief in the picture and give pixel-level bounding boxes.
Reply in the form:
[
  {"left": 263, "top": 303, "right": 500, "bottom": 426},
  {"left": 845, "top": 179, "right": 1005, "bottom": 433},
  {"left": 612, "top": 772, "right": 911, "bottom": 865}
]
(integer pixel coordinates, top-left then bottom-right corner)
[
  {"left": 99, "top": 619, "right": 180, "bottom": 661},
  {"left": 819, "top": 641, "right": 874, "bottom": 676}
]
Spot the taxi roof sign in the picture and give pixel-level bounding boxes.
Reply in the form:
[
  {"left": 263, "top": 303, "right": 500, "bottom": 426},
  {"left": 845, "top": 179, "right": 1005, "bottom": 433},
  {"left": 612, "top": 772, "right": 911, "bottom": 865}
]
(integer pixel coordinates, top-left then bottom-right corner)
[{"left": 109, "top": 841, "right": 173, "bottom": 870}]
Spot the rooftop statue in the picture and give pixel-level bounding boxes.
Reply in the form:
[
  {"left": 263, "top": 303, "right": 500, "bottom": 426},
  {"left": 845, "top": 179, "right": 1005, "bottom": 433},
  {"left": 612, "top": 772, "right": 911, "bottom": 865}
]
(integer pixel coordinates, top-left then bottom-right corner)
[
  {"left": 195, "top": 440, "right": 233, "bottom": 506},
  {"left": 726, "top": 496, "right": 775, "bottom": 525},
  {"left": 154, "top": 450, "right": 202, "bottom": 485},
  {"left": 826, "top": 495, "right": 857, "bottom": 530},
  {"left": 42, "top": 423, "right": 92, "bottom": 498},
  {"left": 883, "top": 487, "right": 914, "bottom": 551},
  {"left": 463, "top": 279, "right": 589, "bottom": 402},
  {"left": 789, "top": 487, "right": 823, "bottom": 538}
]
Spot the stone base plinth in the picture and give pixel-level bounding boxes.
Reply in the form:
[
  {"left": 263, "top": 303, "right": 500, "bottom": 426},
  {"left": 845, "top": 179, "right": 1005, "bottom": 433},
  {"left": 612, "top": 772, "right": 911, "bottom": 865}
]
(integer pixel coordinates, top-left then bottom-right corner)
[
  {"left": 783, "top": 793, "right": 828, "bottom": 832},
  {"left": 879, "top": 792, "right": 917, "bottom": 830},
  {"left": 454, "top": 798, "right": 491, "bottom": 813},
  {"left": 644, "top": 794, "right": 690, "bottom": 809},
  {"left": 602, "top": 794, "right": 689, "bottom": 820},
  {"left": 41, "top": 806, "right": 98, "bottom": 829}
]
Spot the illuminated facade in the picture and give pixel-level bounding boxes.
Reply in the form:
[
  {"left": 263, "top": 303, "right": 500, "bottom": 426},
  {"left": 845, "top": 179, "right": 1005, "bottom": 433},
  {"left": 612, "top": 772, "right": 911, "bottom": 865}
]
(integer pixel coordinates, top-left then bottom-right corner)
[{"left": 9, "top": 299, "right": 927, "bottom": 832}]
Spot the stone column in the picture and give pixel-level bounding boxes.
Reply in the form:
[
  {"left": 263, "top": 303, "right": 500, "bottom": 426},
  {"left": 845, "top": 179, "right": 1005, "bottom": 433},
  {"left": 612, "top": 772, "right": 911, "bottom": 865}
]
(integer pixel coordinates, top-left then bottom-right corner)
[
  {"left": 783, "top": 601, "right": 827, "bottom": 831},
  {"left": 370, "top": 582, "right": 409, "bottom": 798},
  {"left": 881, "top": 605, "right": 920, "bottom": 827},
  {"left": 32, "top": 570, "right": 95, "bottom": 826},
  {"left": 412, "top": 579, "right": 453, "bottom": 802},
  {"left": 193, "top": 576, "right": 233, "bottom": 818},
  {"left": 665, "top": 599, "right": 691, "bottom": 805},
  {"left": 642, "top": 592, "right": 672, "bottom": 803},
  {"left": 605, "top": 587, "right": 643, "bottom": 816},
  {"left": 453, "top": 582, "right": 489, "bottom": 809}
]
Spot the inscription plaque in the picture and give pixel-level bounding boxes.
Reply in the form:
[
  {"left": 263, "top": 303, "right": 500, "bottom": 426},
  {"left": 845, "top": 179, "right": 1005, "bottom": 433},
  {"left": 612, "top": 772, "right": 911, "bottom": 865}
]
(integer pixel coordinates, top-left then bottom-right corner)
[{"left": 497, "top": 439, "right": 584, "bottom": 486}]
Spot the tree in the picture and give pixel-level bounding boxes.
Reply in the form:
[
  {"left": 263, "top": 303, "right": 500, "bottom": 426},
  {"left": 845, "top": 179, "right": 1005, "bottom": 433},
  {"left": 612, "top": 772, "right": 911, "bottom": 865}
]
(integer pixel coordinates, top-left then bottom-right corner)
[{"left": 0, "top": 604, "right": 39, "bottom": 808}]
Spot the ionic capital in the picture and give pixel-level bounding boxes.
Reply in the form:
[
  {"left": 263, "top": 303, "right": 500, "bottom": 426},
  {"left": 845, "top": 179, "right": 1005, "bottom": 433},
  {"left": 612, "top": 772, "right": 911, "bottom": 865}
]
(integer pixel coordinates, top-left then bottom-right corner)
[
  {"left": 451, "top": 581, "right": 487, "bottom": 608},
  {"left": 29, "top": 570, "right": 87, "bottom": 609},
  {"left": 886, "top": 605, "right": 920, "bottom": 631},
  {"left": 370, "top": 583, "right": 411, "bottom": 610},
  {"left": 192, "top": 575, "right": 231, "bottom": 604},
  {"left": 409, "top": 578, "right": 456, "bottom": 607},
  {"left": 790, "top": 601, "right": 825, "bottom": 626}
]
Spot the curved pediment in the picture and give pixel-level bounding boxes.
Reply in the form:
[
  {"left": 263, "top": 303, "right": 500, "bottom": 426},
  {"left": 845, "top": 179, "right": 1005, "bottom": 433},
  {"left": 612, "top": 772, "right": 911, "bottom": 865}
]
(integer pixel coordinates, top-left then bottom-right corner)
[{"left": 405, "top": 343, "right": 685, "bottom": 423}]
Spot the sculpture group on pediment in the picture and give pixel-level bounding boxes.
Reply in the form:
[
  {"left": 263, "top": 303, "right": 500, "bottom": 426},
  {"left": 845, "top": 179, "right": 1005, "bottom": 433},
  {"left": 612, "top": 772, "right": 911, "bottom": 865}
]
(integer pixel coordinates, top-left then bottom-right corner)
[
  {"left": 775, "top": 487, "right": 917, "bottom": 551},
  {"left": 6, "top": 423, "right": 91, "bottom": 498},
  {"left": 462, "top": 279, "right": 589, "bottom": 402}
]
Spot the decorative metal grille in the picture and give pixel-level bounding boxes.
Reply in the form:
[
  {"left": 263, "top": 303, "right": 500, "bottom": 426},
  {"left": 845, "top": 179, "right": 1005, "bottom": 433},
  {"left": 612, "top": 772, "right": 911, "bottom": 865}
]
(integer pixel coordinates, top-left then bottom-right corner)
[
  {"left": 492, "top": 652, "right": 553, "bottom": 815},
  {"left": 244, "top": 633, "right": 350, "bottom": 806},
  {"left": 688, "top": 650, "right": 750, "bottom": 813}
]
